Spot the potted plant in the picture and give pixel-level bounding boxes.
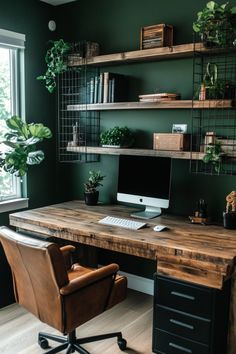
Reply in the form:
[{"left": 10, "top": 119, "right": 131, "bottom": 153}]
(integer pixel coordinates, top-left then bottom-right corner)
[
  {"left": 0, "top": 115, "right": 52, "bottom": 177},
  {"left": 193, "top": 1, "right": 236, "bottom": 47},
  {"left": 223, "top": 190, "right": 236, "bottom": 228},
  {"left": 37, "top": 39, "right": 71, "bottom": 93},
  {"left": 100, "top": 126, "right": 134, "bottom": 148},
  {"left": 84, "top": 170, "right": 105, "bottom": 205},
  {"left": 202, "top": 140, "right": 224, "bottom": 173}
]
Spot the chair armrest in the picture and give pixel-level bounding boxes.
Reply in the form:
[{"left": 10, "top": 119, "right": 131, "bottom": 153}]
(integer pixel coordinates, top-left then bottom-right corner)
[
  {"left": 60, "top": 263, "right": 119, "bottom": 295},
  {"left": 60, "top": 245, "right": 76, "bottom": 270}
]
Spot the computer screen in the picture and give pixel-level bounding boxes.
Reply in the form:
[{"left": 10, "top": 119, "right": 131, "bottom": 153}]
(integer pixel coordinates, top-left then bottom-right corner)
[{"left": 117, "top": 155, "right": 172, "bottom": 219}]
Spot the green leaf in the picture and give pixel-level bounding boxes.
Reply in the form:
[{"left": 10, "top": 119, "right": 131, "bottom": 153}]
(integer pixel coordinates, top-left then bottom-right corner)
[
  {"left": 207, "top": 1, "right": 216, "bottom": 11},
  {"left": 231, "top": 6, "right": 236, "bottom": 13},
  {"left": 28, "top": 124, "right": 52, "bottom": 139},
  {"left": 193, "top": 23, "right": 200, "bottom": 32},
  {"left": 6, "top": 116, "right": 24, "bottom": 131},
  {"left": 27, "top": 150, "right": 45, "bottom": 165}
]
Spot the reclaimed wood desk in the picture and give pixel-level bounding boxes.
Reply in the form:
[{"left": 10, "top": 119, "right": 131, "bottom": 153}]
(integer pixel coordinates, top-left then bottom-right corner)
[{"left": 9, "top": 200, "right": 236, "bottom": 353}]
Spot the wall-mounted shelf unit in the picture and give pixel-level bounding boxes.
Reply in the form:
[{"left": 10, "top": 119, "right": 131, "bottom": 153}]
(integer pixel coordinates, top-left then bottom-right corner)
[
  {"left": 67, "top": 42, "right": 230, "bottom": 67},
  {"left": 67, "top": 99, "right": 234, "bottom": 111},
  {"left": 191, "top": 43, "right": 236, "bottom": 175},
  {"left": 66, "top": 146, "right": 204, "bottom": 160}
]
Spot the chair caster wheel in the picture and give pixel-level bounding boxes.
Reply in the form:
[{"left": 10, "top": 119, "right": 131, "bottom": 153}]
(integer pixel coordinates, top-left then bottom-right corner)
[
  {"left": 38, "top": 336, "right": 49, "bottom": 349},
  {"left": 118, "top": 338, "right": 127, "bottom": 351}
]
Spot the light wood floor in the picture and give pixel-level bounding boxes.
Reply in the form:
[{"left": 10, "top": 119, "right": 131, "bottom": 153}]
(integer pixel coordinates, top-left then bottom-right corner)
[{"left": 0, "top": 290, "right": 153, "bottom": 354}]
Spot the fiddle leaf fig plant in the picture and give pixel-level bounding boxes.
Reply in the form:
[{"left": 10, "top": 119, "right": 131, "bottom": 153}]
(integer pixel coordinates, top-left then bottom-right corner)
[
  {"left": 37, "top": 39, "right": 71, "bottom": 93},
  {"left": 0, "top": 116, "right": 52, "bottom": 177}
]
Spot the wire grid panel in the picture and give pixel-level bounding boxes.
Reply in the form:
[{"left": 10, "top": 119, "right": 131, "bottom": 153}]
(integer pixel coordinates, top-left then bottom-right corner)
[
  {"left": 190, "top": 44, "right": 236, "bottom": 175},
  {"left": 57, "top": 66, "right": 100, "bottom": 163}
]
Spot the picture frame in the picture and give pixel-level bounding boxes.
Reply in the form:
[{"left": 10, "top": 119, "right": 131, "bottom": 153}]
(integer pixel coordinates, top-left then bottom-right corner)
[{"left": 172, "top": 124, "right": 187, "bottom": 133}]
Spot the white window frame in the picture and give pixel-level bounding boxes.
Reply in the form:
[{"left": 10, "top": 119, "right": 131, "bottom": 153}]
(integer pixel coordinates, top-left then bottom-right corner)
[{"left": 0, "top": 29, "right": 28, "bottom": 212}]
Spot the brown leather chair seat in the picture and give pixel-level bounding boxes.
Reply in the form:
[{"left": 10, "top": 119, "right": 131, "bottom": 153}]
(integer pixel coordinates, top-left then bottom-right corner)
[{"left": 0, "top": 226, "right": 127, "bottom": 354}]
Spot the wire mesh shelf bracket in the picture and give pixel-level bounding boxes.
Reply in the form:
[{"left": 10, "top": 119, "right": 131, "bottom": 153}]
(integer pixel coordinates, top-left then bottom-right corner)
[
  {"left": 57, "top": 63, "right": 100, "bottom": 163},
  {"left": 190, "top": 40, "right": 236, "bottom": 176}
]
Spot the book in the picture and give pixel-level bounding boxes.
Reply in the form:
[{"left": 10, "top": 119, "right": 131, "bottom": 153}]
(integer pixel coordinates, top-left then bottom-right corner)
[
  {"left": 98, "top": 72, "right": 103, "bottom": 103},
  {"left": 103, "top": 72, "right": 109, "bottom": 103},
  {"left": 139, "top": 93, "right": 180, "bottom": 100},
  {"left": 102, "top": 72, "right": 128, "bottom": 103}
]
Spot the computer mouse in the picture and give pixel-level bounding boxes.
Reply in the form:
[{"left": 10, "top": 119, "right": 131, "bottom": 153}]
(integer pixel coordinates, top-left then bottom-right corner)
[{"left": 153, "top": 224, "right": 168, "bottom": 232}]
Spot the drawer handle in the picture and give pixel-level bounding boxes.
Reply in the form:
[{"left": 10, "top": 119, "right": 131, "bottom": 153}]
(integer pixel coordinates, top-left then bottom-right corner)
[
  {"left": 170, "top": 318, "right": 194, "bottom": 330},
  {"left": 171, "top": 291, "right": 195, "bottom": 301},
  {"left": 169, "top": 342, "right": 192, "bottom": 353}
]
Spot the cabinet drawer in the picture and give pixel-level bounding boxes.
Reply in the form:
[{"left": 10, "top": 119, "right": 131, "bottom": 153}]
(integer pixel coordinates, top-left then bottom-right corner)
[
  {"left": 153, "top": 329, "right": 209, "bottom": 354},
  {"left": 155, "top": 276, "right": 212, "bottom": 318},
  {"left": 154, "top": 305, "right": 211, "bottom": 344}
]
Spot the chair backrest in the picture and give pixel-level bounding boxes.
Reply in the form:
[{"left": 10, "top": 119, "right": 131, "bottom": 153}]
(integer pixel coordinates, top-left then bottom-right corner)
[{"left": 0, "top": 227, "right": 69, "bottom": 329}]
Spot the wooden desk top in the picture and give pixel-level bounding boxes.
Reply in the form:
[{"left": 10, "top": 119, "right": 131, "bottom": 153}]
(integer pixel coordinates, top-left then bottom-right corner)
[{"left": 9, "top": 200, "right": 236, "bottom": 289}]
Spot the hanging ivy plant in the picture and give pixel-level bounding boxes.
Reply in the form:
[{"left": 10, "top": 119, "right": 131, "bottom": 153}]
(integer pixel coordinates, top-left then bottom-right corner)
[{"left": 37, "top": 39, "right": 71, "bottom": 93}]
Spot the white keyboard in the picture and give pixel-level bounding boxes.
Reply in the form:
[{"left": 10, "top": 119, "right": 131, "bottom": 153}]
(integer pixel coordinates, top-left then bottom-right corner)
[{"left": 99, "top": 216, "right": 146, "bottom": 230}]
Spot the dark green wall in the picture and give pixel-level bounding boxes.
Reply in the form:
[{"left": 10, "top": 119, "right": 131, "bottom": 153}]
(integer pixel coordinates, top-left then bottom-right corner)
[
  {"left": 55, "top": 0, "right": 236, "bottom": 222},
  {"left": 0, "top": 0, "right": 56, "bottom": 307},
  {"left": 53, "top": 0, "right": 236, "bottom": 278}
]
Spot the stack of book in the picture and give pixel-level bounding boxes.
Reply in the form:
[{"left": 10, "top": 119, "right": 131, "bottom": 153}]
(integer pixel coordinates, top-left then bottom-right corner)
[
  {"left": 139, "top": 93, "right": 180, "bottom": 102},
  {"left": 140, "top": 24, "right": 173, "bottom": 49},
  {"left": 87, "top": 72, "right": 127, "bottom": 104}
]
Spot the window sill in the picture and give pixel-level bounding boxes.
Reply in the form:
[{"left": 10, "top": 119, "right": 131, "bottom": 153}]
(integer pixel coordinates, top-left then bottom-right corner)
[{"left": 0, "top": 198, "right": 29, "bottom": 213}]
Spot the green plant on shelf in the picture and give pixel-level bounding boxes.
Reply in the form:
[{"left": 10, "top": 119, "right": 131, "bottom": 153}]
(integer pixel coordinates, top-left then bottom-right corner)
[
  {"left": 203, "top": 141, "right": 224, "bottom": 173},
  {"left": 193, "top": 1, "right": 236, "bottom": 47},
  {"left": 0, "top": 116, "right": 52, "bottom": 177},
  {"left": 100, "top": 126, "right": 134, "bottom": 147}
]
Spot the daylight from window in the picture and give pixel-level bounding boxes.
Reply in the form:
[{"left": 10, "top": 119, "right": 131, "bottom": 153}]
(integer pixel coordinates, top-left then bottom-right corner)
[{"left": 0, "top": 47, "right": 18, "bottom": 200}]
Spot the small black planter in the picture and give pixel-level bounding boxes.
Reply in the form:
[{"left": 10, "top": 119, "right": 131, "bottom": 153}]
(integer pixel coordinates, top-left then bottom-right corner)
[
  {"left": 84, "top": 191, "right": 99, "bottom": 206},
  {"left": 223, "top": 211, "right": 236, "bottom": 229}
]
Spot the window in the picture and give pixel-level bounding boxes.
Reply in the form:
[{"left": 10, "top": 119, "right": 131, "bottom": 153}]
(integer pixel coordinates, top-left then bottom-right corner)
[{"left": 0, "top": 29, "right": 27, "bottom": 211}]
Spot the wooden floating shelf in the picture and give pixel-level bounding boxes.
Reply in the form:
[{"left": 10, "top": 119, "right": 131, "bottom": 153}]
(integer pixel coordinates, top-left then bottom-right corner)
[
  {"left": 67, "top": 100, "right": 234, "bottom": 111},
  {"left": 67, "top": 42, "right": 231, "bottom": 67},
  {"left": 66, "top": 146, "right": 205, "bottom": 160}
]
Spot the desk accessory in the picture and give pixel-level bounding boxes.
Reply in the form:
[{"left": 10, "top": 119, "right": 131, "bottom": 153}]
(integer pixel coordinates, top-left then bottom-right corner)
[
  {"left": 223, "top": 191, "right": 236, "bottom": 229},
  {"left": 153, "top": 224, "right": 168, "bottom": 232},
  {"left": 189, "top": 198, "right": 208, "bottom": 224}
]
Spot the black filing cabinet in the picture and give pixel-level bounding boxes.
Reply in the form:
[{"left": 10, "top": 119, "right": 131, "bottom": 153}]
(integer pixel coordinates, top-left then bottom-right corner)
[{"left": 152, "top": 274, "right": 230, "bottom": 354}]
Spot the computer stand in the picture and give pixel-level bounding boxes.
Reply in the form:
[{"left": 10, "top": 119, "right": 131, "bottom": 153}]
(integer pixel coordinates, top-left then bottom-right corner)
[{"left": 131, "top": 206, "right": 162, "bottom": 219}]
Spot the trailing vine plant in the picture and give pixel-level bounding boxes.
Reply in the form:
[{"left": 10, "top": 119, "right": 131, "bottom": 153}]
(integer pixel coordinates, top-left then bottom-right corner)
[{"left": 37, "top": 39, "right": 71, "bottom": 93}]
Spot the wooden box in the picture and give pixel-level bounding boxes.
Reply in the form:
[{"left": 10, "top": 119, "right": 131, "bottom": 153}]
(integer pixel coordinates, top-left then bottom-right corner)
[
  {"left": 153, "top": 133, "right": 190, "bottom": 151},
  {"left": 140, "top": 24, "right": 173, "bottom": 49}
]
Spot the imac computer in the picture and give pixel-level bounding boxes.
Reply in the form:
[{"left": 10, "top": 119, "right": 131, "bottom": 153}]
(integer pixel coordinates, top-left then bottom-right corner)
[{"left": 117, "top": 155, "right": 172, "bottom": 219}]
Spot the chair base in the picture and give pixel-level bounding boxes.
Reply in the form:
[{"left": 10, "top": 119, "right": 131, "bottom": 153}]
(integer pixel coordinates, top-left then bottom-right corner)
[{"left": 38, "top": 329, "right": 127, "bottom": 354}]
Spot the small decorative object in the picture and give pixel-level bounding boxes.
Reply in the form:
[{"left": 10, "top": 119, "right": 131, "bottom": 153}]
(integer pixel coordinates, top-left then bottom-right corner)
[
  {"left": 223, "top": 190, "right": 236, "bottom": 229},
  {"left": 139, "top": 93, "right": 180, "bottom": 102},
  {"left": 100, "top": 126, "right": 134, "bottom": 148},
  {"left": 0, "top": 116, "right": 52, "bottom": 177},
  {"left": 189, "top": 198, "right": 208, "bottom": 224},
  {"left": 202, "top": 141, "right": 224, "bottom": 173},
  {"left": 37, "top": 39, "right": 71, "bottom": 93},
  {"left": 193, "top": 1, "right": 236, "bottom": 48},
  {"left": 84, "top": 170, "right": 105, "bottom": 206},
  {"left": 172, "top": 124, "right": 187, "bottom": 134},
  {"left": 197, "top": 62, "right": 236, "bottom": 100},
  {"left": 153, "top": 133, "right": 190, "bottom": 151},
  {"left": 140, "top": 24, "right": 173, "bottom": 49}
]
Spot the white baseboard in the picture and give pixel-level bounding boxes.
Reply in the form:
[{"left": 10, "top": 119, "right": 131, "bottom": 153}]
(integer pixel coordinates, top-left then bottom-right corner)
[{"left": 119, "top": 270, "right": 154, "bottom": 296}]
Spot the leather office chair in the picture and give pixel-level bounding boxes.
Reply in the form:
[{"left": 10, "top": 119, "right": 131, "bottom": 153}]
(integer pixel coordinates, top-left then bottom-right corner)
[{"left": 0, "top": 226, "right": 127, "bottom": 354}]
